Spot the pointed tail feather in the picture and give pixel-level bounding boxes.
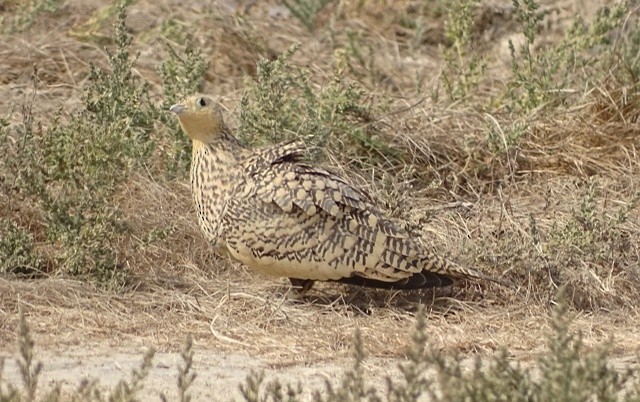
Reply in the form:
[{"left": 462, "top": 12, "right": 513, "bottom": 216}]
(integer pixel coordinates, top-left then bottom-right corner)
[
  {"left": 335, "top": 272, "right": 454, "bottom": 290},
  {"left": 433, "top": 260, "right": 513, "bottom": 288}
]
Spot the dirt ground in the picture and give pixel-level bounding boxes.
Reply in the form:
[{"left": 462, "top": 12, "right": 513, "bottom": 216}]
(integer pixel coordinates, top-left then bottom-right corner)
[
  {"left": 1, "top": 0, "right": 639, "bottom": 400},
  {"left": 2, "top": 345, "right": 636, "bottom": 401},
  {"left": 1, "top": 346, "right": 363, "bottom": 400},
  {"left": 1, "top": 277, "right": 639, "bottom": 400}
]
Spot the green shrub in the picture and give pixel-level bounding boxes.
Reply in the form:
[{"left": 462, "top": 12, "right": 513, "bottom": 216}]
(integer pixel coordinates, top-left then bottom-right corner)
[
  {"left": 421, "top": 291, "right": 637, "bottom": 401},
  {"left": 440, "top": 0, "right": 486, "bottom": 102},
  {"left": 547, "top": 180, "right": 633, "bottom": 262},
  {"left": 0, "top": 0, "right": 62, "bottom": 33},
  {"left": 34, "top": 3, "right": 152, "bottom": 288},
  {"left": 506, "top": 0, "right": 629, "bottom": 112},
  {"left": 2, "top": 294, "right": 639, "bottom": 401},
  {"left": 0, "top": 220, "right": 42, "bottom": 276},
  {"left": 0, "top": 1, "right": 208, "bottom": 287},
  {"left": 238, "top": 45, "right": 398, "bottom": 168},
  {"left": 0, "top": 312, "right": 199, "bottom": 402},
  {"left": 0, "top": 311, "right": 160, "bottom": 402},
  {"left": 282, "top": 0, "right": 335, "bottom": 32},
  {"left": 484, "top": 117, "right": 528, "bottom": 155},
  {"left": 543, "top": 180, "right": 637, "bottom": 309}
]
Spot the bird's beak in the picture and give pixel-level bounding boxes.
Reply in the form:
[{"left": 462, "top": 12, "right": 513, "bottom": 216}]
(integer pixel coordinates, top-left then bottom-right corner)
[{"left": 169, "top": 103, "right": 186, "bottom": 114}]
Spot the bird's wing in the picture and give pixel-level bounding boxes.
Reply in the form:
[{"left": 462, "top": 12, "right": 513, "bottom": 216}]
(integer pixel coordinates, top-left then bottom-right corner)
[
  {"left": 239, "top": 141, "right": 401, "bottom": 235},
  {"left": 220, "top": 141, "right": 452, "bottom": 283}
]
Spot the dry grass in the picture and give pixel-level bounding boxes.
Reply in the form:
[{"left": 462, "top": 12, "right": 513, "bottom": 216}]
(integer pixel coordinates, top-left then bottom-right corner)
[
  {"left": 2, "top": 275, "right": 640, "bottom": 362},
  {"left": 1, "top": 0, "right": 639, "bottom": 383}
]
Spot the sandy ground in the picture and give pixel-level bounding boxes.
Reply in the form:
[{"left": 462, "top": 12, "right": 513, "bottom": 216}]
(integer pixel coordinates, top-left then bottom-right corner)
[
  {"left": 2, "top": 344, "right": 638, "bottom": 401},
  {"left": 0, "top": 345, "right": 407, "bottom": 401}
]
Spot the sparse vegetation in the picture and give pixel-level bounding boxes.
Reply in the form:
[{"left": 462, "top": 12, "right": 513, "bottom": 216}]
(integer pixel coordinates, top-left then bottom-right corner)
[
  {"left": 229, "top": 293, "right": 640, "bottom": 402},
  {"left": 506, "top": 0, "right": 630, "bottom": 112},
  {"left": 282, "top": 0, "right": 335, "bottom": 32},
  {"left": 0, "top": 220, "right": 41, "bottom": 275},
  {"left": 238, "top": 44, "right": 397, "bottom": 167},
  {"left": 0, "top": 2, "right": 207, "bottom": 288},
  {"left": 0, "top": 0, "right": 62, "bottom": 33},
  {"left": 418, "top": 292, "right": 638, "bottom": 402},
  {"left": 1, "top": 4, "right": 151, "bottom": 288},
  {"left": 0, "top": 0, "right": 639, "bottom": 399},
  {"left": 440, "top": 0, "right": 486, "bottom": 102}
]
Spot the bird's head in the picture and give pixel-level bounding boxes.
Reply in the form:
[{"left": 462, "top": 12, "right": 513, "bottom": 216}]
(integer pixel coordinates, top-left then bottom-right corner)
[{"left": 169, "top": 95, "right": 225, "bottom": 144}]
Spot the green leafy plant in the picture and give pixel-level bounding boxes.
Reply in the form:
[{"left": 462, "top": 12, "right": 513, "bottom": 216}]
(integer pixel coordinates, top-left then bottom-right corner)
[
  {"left": 0, "top": 0, "right": 62, "bottom": 33},
  {"left": 544, "top": 180, "right": 636, "bottom": 308},
  {"left": 0, "top": 312, "right": 209, "bottom": 402},
  {"left": 385, "top": 307, "right": 430, "bottom": 402},
  {"left": 414, "top": 292, "right": 638, "bottom": 401},
  {"left": 3, "top": 296, "right": 640, "bottom": 401},
  {"left": 314, "top": 329, "right": 377, "bottom": 402},
  {"left": 0, "top": 0, "right": 208, "bottom": 287},
  {"left": 440, "top": 0, "right": 486, "bottom": 102},
  {"left": 238, "top": 45, "right": 398, "bottom": 168},
  {"left": 283, "top": 0, "right": 335, "bottom": 32},
  {"left": 506, "top": 0, "right": 629, "bottom": 112},
  {"left": 160, "top": 334, "right": 197, "bottom": 402},
  {"left": 0, "top": 312, "right": 60, "bottom": 401},
  {"left": 485, "top": 117, "right": 528, "bottom": 154},
  {"left": 233, "top": 294, "right": 640, "bottom": 401},
  {"left": 0, "top": 220, "right": 41, "bottom": 275},
  {"left": 3, "top": 3, "right": 156, "bottom": 288}
]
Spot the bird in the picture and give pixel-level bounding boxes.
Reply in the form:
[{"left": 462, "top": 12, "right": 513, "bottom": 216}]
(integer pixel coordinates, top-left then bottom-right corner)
[{"left": 169, "top": 94, "right": 506, "bottom": 292}]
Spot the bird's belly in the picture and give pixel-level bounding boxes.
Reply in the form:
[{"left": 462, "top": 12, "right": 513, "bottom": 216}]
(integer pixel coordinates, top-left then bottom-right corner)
[{"left": 227, "top": 247, "right": 352, "bottom": 281}]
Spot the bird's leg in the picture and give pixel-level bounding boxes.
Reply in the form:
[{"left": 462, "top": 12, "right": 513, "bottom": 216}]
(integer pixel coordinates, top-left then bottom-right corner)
[{"left": 289, "top": 278, "right": 315, "bottom": 296}]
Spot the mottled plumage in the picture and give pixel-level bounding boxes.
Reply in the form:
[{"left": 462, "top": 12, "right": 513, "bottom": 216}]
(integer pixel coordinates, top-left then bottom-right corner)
[{"left": 170, "top": 95, "right": 504, "bottom": 291}]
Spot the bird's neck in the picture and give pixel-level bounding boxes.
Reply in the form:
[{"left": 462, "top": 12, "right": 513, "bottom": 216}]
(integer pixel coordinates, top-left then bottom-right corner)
[{"left": 190, "top": 133, "right": 247, "bottom": 247}]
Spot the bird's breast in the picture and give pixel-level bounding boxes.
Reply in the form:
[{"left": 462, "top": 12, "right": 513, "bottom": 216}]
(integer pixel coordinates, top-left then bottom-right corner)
[{"left": 190, "top": 144, "right": 243, "bottom": 244}]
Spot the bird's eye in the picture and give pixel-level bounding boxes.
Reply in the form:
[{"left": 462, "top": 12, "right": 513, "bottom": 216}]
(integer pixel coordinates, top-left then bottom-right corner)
[{"left": 198, "top": 98, "right": 207, "bottom": 107}]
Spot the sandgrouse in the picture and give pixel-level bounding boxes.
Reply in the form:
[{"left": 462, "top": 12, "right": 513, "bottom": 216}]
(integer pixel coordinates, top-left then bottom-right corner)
[{"left": 170, "top": 94, "right": 504, "bottom": 291}]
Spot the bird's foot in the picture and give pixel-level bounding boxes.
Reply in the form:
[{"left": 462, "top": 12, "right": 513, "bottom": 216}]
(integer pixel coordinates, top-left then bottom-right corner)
[{"left": 288, "top": 278, "right": 315, "bottom": 298}]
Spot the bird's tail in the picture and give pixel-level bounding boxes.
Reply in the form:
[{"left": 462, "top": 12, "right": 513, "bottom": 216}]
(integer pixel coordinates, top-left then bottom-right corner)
[
  {"left": 429, "top": 256, "right": 512, "bottom": 288},
  {"left": 336, "top": 261, "right": 511, "bottom": 290},
  {"left": 336, "top": 271, "right": 454, "bottom": 290}
]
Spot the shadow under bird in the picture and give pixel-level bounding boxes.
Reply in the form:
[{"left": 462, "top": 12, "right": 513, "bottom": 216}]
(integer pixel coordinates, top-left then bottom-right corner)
[{"left": 169, "top": 94, "right": 506, "bottom": 292}]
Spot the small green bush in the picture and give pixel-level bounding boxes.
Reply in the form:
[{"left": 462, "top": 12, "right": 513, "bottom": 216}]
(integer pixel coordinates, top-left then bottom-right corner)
[
  {"left": 421, "top": 292, "right": 637, "bottom": 401},
  {"left": 0, "top": 1, "right": 207, "bottom": 288},
  {"left": 5, "top": 3, "right": 156, "bottom": 288},
  {"left": 0, "top": 220, "right": 41, "bottom": 275},
  {"left": 506, "top": 0, "right": 629, "bottom": 112},
  {"left": 542, "top": 180, "right": 637, "bottom": 309},
  {"left": 282, "top": 0, "right": 335, "bottom": 32},
  {"left": 238, "top": 45, "right": 399, "bottom": 168},
  {"left": 440, "top": 0, "right": 487, "bottom": 102},
  {"left": 2, "top": 293, "right": 638, "bottom": 401},
  {"left": 0, "top": 0, "right": 62, "bottom": 33},
  {"left": 547, "top": 180, "right": 633, "bottom": 261},
  {"left": 0, "top": 312, "right": 197, "bottom": 402},
  {"left": 0, "top": 311, "right": 161, "bottom": 402}
]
